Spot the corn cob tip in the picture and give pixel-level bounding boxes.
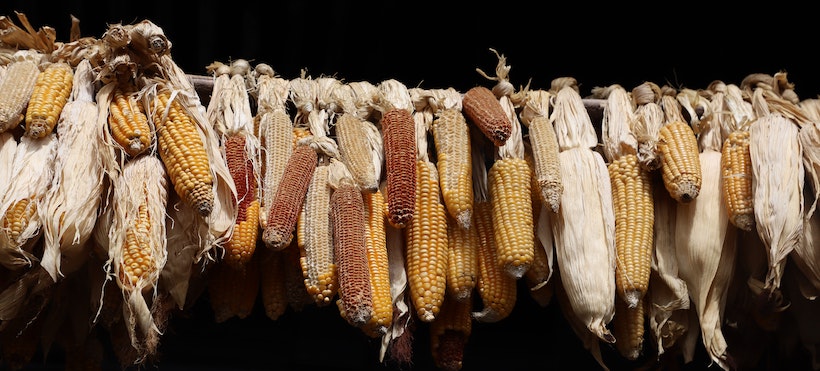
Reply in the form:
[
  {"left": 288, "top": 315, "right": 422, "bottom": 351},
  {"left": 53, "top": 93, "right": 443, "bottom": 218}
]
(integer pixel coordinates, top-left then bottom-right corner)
[
  {"left": 539, "top": 183, "right": 562, "bottom": 213},
  {"left": 25, "top": 119, "right": 49, "bottom": 138},
  {"left": 732, "top": 214, "right": 755, "bottom": 232},
  {"left": 262, "top": 229, "right": 292, "bottom": 251},
  {"left": 673, "top": 181, "right": 699, "bottom": 203}
]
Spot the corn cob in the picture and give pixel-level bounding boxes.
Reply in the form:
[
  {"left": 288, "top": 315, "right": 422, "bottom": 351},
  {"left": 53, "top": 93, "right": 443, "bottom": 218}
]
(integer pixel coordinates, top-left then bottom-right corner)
[
  {"left": 377, "top": 79, "right": 417, "bottom": 229},
  {"left": 262, "top": 142, "right": 318, "bottom": 250},
  {"left": 108, "top": 82, "right": 153, "bottom": 158},
  {"left": 0, "top": 53, "right": 40, "bottom": 133},
  {"left": 613, "top": 295, "right": 646, "bottom": 361},
  {"left": 24, "top": 61, "right": 73, "bottom": 138},
  {"left": 151, "top": 88, "right": 215, "bottom": 217},
  {"left": 720, "top": 129, "right": 754, "bottom": 231},
  {"left": 297, "top": 163, "right": 337, "bottom": 305},
  {"left": 405, "top": 160, "right": 449, "bottom": 322},
  {"left": 330, "top": 160, "right": 373, "bottom": 327},
  {"left": 658, "top": 120, "right": 702, "bottom": 203},
  {"left": 520, "top": 89, "right": 562, "bottom": 213},
  {"left": 333, "top": 82, "right": 383, "bottom": 193},
  {"left": 473, "top": 199, "right": 517, "bottom": 323},
  {"left": 522, "top": 142, "right": 554, "bottom": 306},
  {"left": 462, "top": 86, "right": 511, "bottom": 147},
  {"left": 430, "top": 296, "right": 472, "bottom": 371},
  {"left": 223, "top": 134, "right": 260, "bottom": 269},
  {"left": 207, "top": 256, "right": 261, "bottom": 322},
  {"left": 258, "top": 246, "right": 287, "bottom": 320},
  {"left": 446, "top": 212, "right": 478, "bottom": 302},
  {"left": 361, "top": 189, "right": 392, "bottom": 337}
]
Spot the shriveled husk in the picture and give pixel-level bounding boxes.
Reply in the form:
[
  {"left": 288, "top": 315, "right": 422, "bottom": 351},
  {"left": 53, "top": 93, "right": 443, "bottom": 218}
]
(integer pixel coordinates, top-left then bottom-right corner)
[
  {"left": 40, "top": 59, "right": 105, "bottom": 281},
  {"left": 550, "top": 84, "right": 616, "bottom": 344},
  {"left": 796, "top": 119, "right": 820, "bottom": 299}
]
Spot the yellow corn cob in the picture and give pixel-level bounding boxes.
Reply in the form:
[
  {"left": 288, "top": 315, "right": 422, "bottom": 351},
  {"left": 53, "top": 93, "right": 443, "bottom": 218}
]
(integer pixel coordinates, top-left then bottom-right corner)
[
  {"left": 152, "top": 89, "right": 214, "bottom": 216},
  {"left": 462, "top": 86, "right": 512, "bottom": 147},
  {"left": 430, "top": 296, "right": 472, "bottom": 371},
  {"left": 523, "top": 147, "right": 553, "bottom": 305},
  {"left": 446, "top": 213, "right": 478, "bottom": 302},
  {"left": 108, "top": 83, "right": 153, "bottom": 158},
  {"left": 405, "top": 160, "right": 449, "bottom": 322},
  {"left": 332, "top": 183, "right": 373, "bottom": 327},
  {"left": 382, "top": 108, "right": 417, "bottom": 228},
  {"left": 432, "top": 107, "right": 474, "bottom": 229},
  {"left": 298, "top": 164, "right": 337, "bottom": 305},
  {"left": 362, "top": 190, "right": 392, "bottom": 337},
  {"left": 472, "top": 200, "right": 517, "bottom": 323},
  {"left": 223, "top": 134, "right": 260, "bottom": 270},
  {"left": 609, "top": 153, "right": 654, "bottom": 308},
  {"left": 336, "top": 113, "right": 381, "bottom": 192},
  {"left": 721, "top": 129, "right": 754, "bottom": 231},
  {"left": 613, "top": 296, "right": 646, "bottom": 361},
  {"left": 488, "top": 157, "right": 534, "bottom": 279},
  {"left": 528, "top": 114, "right": 563, "bottom": 213},
  {"left": 0, "top": 57, "right": 40, "bottom": 133},
  {"left": 207, "top": 256, "right": 261, "bottom": 323},
  {"left": 25, "top": 61, "right": 74, "bottom": 139},
  {"left": 119, "top": 202, "right": 154, "bottom": 289},
  {"left": 262, "top": 142, "right": 317, "bottom": 250},
  {"left": 258, "top": 246, "right": 287, "bottom": 320},
  {"left": 658, "top": 120, "right": 702, "bottom": 203},
  {"left": 2, "top": 199, "right": 37, "bottom": 251}
]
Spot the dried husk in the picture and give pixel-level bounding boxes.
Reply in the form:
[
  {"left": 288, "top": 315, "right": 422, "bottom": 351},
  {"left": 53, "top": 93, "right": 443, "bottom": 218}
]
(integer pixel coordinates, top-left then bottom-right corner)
[
  {"left": 0, "top": 131, "right": 15, "bottom": 200},
  {"left": 380, "top": 207, "right": 412, "bottom": 364},
  {"left": 333, "top": 82, "right": 384, "bottom": 193},
  {"left": 795, "top": 110, "right": 820, "bottom": 299},
  {"left": 549, "top": 85, "right": 616, "bottom": 344},
  {"left": 40, "top": 59, "right": 105, "bottom": 281}
]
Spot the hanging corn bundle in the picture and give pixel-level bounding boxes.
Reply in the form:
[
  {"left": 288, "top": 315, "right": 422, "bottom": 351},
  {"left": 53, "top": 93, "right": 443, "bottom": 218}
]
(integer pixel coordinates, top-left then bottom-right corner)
[
  {"left": 253, "top": 63, "right": 294, "bottom": 229},
  {"left": 104, "top": 154, "right": 169, "bottom": 361},
  {"left": 39, "top": 59, "right": 105, "bottom": 282},
  {"left": 332, "top": 81, "right": 384, "bottom": 193},
  {"left": 0, "top": 50, "right": 41, "bottom": 134},
  {"left": 403, "top": 90, "right": 448, "bottom": 322},
  {"left": 206, "top": 59, "right": 262, "bottom": 271},
  {"left": 520, "top": 89, "right": 562, "bottom": 213},
  {"left": 672, "top": 83, "right": 737, "bottom": 371},
  {"left": 744, "top": 75, "right": 805, "bottom": 298},
  {"left": 428, "top": 87, "right": 475, "bottom": 229},
  {"left": 599, "top": 84, "right": 653, "bottom": 361},
  {"left": 549, "top": 79, "right": 616, "bottom": 344}
]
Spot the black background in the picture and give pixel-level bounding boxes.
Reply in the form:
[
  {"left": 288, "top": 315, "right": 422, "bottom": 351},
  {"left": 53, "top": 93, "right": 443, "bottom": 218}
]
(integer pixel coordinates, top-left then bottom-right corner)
[{"left": 1, "top": 1, "right": 818, "bottom": 370}]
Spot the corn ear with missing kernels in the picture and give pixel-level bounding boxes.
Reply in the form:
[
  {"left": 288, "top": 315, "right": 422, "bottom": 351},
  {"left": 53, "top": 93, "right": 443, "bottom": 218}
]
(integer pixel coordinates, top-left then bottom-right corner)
[
  {"left": 262, "top": 142, "right": 317, "bottom": 250},
  {"left": 0, "top": 53, "right": 41, "bottom": 133},
  {"left": 658, "top": 121, "right": 702, "bottom": 203},
  {"left": 108, "top": 83, "right": 153, "bottom": 158},
  {"left": 151, "top": 89, "right": 214, "bottom": 216},
  {"left": 382, "top": 108, "right": 417, "bottom": 228},
  {"left": 298, "top": 164, "right": 337, "bottom": 306},
  {"left": 25, "top": 61, "right": 74, "bottom": 139}
]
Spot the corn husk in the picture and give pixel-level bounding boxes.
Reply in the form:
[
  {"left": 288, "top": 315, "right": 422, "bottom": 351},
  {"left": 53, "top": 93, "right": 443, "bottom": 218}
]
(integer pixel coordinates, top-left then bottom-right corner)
[
  {"left": 104, "top": 154, "right": 168, "bottom": 360},
  {"left": 380, "top": 203, "right": 412, "bottom": 365},
  {"left": 673, "top": 87, "right": 736, "bottom": 370},
  {"left": 554, "top": 270, "right": 608, "bottom": 371},
  {"left": 0, "top": 131, "right": 15, "bottom": 198},
  {"left": 0, "top": 133, "right": 58, "bottom": 270},
  {"left": 796, "top": 113, "right": 820, "bottom": 300},
  {"left": 631, "top": 82, "right": 664, "bottom": 171},
  {"left": 40, "top": 59, "right": 105, "bottom": 282},
  {"left": 549, "top": 84, "right": 616, "bottom": 344}
]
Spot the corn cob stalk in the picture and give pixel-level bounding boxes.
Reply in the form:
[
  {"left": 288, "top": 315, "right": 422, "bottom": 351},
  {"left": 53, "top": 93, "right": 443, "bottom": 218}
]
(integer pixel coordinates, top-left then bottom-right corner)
[
  {"left": 471, "top": 139, "right": 517, "bottom": 323},
  {"left": 149, "top": 87, "right": 215, "bottom": 217},
  {"left": 258, "top": 245, "right": 287, "bottom": 320},
  {"left": 108, "top": 81, "right": 153, "bottom": 158},
  {"left": 404, "top": 105, "right": 448, "bottom": 322},
  {"left": 39, "top": 59, "right": 105, "bottom": 281},
  {"left": 0, "top": 51, "right": 41, "bottom": 133},
  {"left": 106, "top": 154, "right": 168, "bottom": 358},
  {"left": 24, "top": 61, "right": 73, "bottom": 138},
  {"left": 207, "top": 253, "right": 261, "bottom": 322},
  {"left": 328, "top": 159, "right": 373, "bottom": 327},
  {"left": 520, "top": 89, "right": 562, "bottom": 213},
  {"left": 426, "top": 88, "right": 474, "bottom": 229},
  {"left": 550, "top": 83, "right": 616, "bottom": 344},
  {"left": 674, "top": 85, "right": 736, "bottom": 370},
  {"left": 253, "top": 64, "right": 293, "bottom": 229},
  {"left": 601, "top": 85, "right": 654, "bottom": 309},
  {"left": 0, "top": 134, "right": 58, "bottom": 270},
  {"left": 658, "top": 119, "right": 702, "bottom": 203},
  {"left": 362, "top": 188, "right": 392, "bottom": 337},
  {"left": 376, "top": 79, "right": 417, "bottom": 229},
  {"left": 332, "top": 82, "right": 384, "bottom": 193},
  {"left": 430, "top": 296, "right": 472, "bottom": 371}
]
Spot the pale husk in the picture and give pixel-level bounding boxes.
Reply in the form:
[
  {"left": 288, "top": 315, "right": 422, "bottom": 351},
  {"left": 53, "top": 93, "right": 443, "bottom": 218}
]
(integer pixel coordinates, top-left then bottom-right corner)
[
  {"left": 632, "top": 100, "right": 664, "bottom": 171},
  {"left": 0, "top": 134, "right": 58, "bottom": 270},
  {"left": 797, "top": 121, "right": 820, "bottom": 299},
  {"left": 550, "top": 86, "right": 616, "bottom": 344},
  {"left": 104, "top": 154, "right": 168, "bottom": 359},
  {"left": 600, "top": 84, "right": 638, "bottom": 162},
  {"left": 40, "top": 59, "right": 105, "bottom": 281},
  {"left": 0, "top": 131, "right": 15, "bottom": 199},
  {"left": 555, "top": 271, "right": 609, "bottom": 371},
  {"left": 380, "top": 205, "right": 411, "bottom": 363}
]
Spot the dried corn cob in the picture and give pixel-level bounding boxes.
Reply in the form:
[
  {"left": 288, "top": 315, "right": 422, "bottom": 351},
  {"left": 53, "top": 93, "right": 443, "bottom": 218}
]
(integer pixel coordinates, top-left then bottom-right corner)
[
  {"left": 258, "top": 246, "right": 287, "bottom": 320},
  {"left": 0, "top": 51, "right": 40, "bottom": 133},
  {"left": 24, "top": 61, "right": 73, "bottom": 138},
  {"left": 376, "top": 79, "right": 417, "bottom": 228},
  {"left": 658, "top": 120, "right": 702, "bottom": 203},
  {"left": 430, "top": 88, "right": 474, "bottom": 229},
  {"left": 329, "top": 159, "right": 373, "bottom": 327},
  {"left": 612, "top": 295, "right": 646, "bottom": 361},
  {"left": 333, "top": 82, "right": 383, "bottom": 193},
  {"left": 150, "top": 88, "right": 215, "bottom": 217},
  {"left": 296, "top": 162, "right": 336, "bottom": 305},
  {"left": 462, "top": 85, "right": 511, "bottom": 147},
  {"left": 473, "top": 200, "right": 517, "bottom": 323},
  {"left": 222, "top": 134, "right": 260, "bottom": 269},
  {"left": 362, "top": 189, "right": 392, "bottom": 337},
  {"left": 108, "top": 82, "right": 153, "bottom": 158},
  {"left": 523, "top": 142, "right": 555, "bottom": 306},
  {"left": 207, "top": 255, "right": 260, "bottom": 322},
  {"left": 520, "top": 89, "right": 562, "bottom": 213},
  {"left": 721, "top": 128, "right": 754, "bottom": 231},
  {"left": 430, "top": 296, "right": 472, "bottom": 371},
  {"left": 262, "top": 141, "right": 318, "bottom": 250},
  {"left": 446, "top": 212, "right": 478, "bottom": 302}
]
